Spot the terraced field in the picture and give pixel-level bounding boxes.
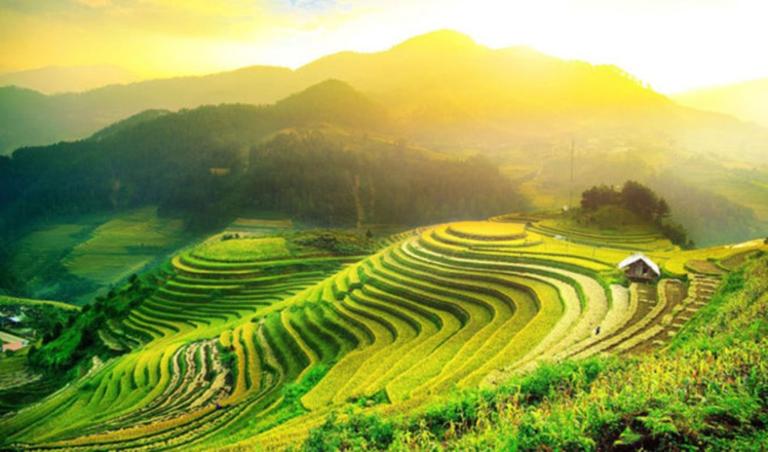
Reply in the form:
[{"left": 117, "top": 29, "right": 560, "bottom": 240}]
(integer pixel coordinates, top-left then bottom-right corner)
[
  {"left": 7, "top": 207, "right": 190, "bottom": 304},
  {"left": 2, "top": 219, "right": 764, "bottom": 450}
]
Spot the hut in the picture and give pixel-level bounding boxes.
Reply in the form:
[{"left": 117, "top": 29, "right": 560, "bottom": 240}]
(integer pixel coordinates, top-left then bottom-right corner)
[
  {"left": 2, "top": 340, "right": 26, "bottom": 353},
  {"left": 618, "top": 253, "right": 660, "bottom": 282}
]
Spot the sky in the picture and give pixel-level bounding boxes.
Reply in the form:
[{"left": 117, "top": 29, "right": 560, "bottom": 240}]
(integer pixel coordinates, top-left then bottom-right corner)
[{"left": 0, "top": 0, "right": 766, "bottom": 93}]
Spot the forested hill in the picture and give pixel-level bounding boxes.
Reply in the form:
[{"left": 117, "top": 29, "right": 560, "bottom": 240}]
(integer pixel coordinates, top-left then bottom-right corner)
[
  {"left": 3, "top": 30, "right": 766, "bottom": 159},
  {"left": 0, "top": 79, "right": 525, "bottom": 235},
  {"left": 0, "top": 65, "right": 302, "bottom": 154}
]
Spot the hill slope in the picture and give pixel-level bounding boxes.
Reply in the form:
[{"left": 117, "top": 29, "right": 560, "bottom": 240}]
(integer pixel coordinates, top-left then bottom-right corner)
[
  {"left": 1, "top": 216, "right": 764, "bottom": 449},
  {"left": 674, "top": 77, "right": 768, "bottom": 127},
  {"left": 304, "top": 252, "right": 768, "bottom": 449},
  {"left": 2, "top": 30, "right": 765, "bottom": 159},
  {"left": 0, "top": 65, "right": 303, "bottom": 154},
  {"left": 0, "top": 65, "right": 137, "bottom": 94},
  {"left": 0, "top": 79, "right": 523, "bottom": 254}
]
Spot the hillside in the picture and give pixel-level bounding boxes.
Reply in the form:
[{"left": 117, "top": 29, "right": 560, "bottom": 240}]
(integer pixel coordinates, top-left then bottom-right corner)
[
  {"left": 0, "top": 65, "right": 303, "bottom": 154},
  {"left": 1, "top": 215, "right": 764, "bottom": 449},
  {"left": 0, "top": 80, "right": 525, "bottom": 300},
  {"left": 2, "top": 30, "right": 766, "bottom": 160},
  {"left": 298, "top": 30, "right": 675, "bottom": 138},
  {"left": 674, "top": 77, "right": 768, "bottom": 127},
  {"left": 2, "top": 30, "right": 766, "bottom": 248},
  {"left": 305, "top": 252, "right": 768, "bottom": 449},
  {"left": 0, "top": 79, "right": 518, "bottom": 232},
  {"left": 0, "top": 65, "right": 138, "bottom": 94}
]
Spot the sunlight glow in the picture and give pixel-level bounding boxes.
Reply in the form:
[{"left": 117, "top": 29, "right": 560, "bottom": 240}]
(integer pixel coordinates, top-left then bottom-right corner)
[{"left": 1, "top": 0, "right": 767, "bottom": 92}]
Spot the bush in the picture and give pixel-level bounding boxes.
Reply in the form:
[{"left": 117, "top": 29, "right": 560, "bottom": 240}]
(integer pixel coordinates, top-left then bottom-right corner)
[
  {"left": 304, "top": 412, "right": 394, "bottom": 451},
  {"left": 28, "top": 269, "right": 159, "bottom": 372}
]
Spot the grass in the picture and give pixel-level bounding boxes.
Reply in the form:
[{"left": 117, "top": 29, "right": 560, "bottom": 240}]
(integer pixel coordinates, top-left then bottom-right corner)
[
  {"left": 6, "top": 207, "right": 192, "bottom": 304},
  {"left": 446, "top": 221, "right": 527, "bottom": 240},
  {"left": 191, "top": 237, "right": 291, "bottom": 262},
  {"left": 0, "top": 295, "right": 80, "bottom": 311},
  {"left": 10, "top": 224, "right": 89, "bottom": 282},
  {"left": 63, "top": 207, "right": 186, "bottom": 287}
]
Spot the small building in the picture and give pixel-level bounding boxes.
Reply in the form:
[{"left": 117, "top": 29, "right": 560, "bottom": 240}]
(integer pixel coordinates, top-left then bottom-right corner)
[
  {"left": 618, "top": 253, "right": 661, "bottom": 282},
  {"left": 2, "top": 340, "right": 27, "bottom": 353}
]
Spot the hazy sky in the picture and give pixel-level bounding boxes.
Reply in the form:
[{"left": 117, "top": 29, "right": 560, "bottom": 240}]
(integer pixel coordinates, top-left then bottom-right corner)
[{"left": 1, "top": 0, "right": 766, "bottom": 93}]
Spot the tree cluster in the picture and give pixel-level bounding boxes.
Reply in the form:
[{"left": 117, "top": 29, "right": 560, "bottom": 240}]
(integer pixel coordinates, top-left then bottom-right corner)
[
  {"left": 0, "top": 92, "right": 526, "bottom": 239},
  {"left": 581, "top": 181, "right": 692, "bottom": 247},
  {"left": 581, "top": 181, "right": 669, "bottom": 223},
  {"left": 27, "top": 274, "right": 155, "bottom": 371}
]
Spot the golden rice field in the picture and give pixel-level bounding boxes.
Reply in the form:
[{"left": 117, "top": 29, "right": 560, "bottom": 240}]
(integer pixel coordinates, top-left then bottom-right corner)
[{"left": 1, "top": 217, "right": 764, "bottom": 450}]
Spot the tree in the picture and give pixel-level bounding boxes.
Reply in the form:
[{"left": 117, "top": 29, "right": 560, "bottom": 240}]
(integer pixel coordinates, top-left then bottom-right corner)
[
  {"left": 621, "top": 180, "right": 659, "bottom": 219},
  {"left": 656, "top": 198, "right": 670, "bottom": 223},
  {"left": 581, "top": 185, "right": 620, "bottom": 210}
]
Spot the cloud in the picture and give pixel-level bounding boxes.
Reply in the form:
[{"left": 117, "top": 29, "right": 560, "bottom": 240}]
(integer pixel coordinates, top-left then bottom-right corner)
[{"left": 286, "top": 0, "right": 337, "bottom": 10}]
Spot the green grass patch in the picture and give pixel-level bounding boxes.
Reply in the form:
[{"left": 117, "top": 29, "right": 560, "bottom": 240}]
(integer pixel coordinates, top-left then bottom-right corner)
[{"left": 192, "top": 237, "right": 290, "bottom": 262}]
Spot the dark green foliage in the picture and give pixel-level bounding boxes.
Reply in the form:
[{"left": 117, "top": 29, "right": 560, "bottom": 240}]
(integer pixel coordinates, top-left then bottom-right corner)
[
  {"left": 579, "top": 180, "right": 692, "bottom": 246},
  {"left": 304, "top": 412, "right": 395, "bottom": 451},
  {"left": 88, "top": 109, "right": 171, "bottom": 142},
  {"left": 0, "top": 303, "right": 74, "bottom": 342},
  {"left": 216, "top": 343, "right": 238, "bottom": 387},
  {"left": 620, "top": 180, "right": 666, "bottom": 221},
  {"left": 0, "top": 81, "right": 526, "bottom": 240},
  {"left": 581, "top": 180, "right": 667, "bottom": 222},
  {"left": 580, "top": 184, "right": 621, "bottom": 210},
  {"left": 27, "top": 272, "right": 159, "bottom": 371},
  {"left": 660, "top": 221, "right": 694, "bottom": 249},
  {"left": 0, "top": 371, "right": 68, "bottom": 416},
  {"left": 289, "top": 230, "right": 373, "bottom": 256},
  {"left": 284, "top": 365, "right": 329, "bottom": 406},
  {"left": 247, "top": 132, "right": 524, "bottom": 227},
  {"left": 348, "top": 389, "right": 390, "bottom": 407}
]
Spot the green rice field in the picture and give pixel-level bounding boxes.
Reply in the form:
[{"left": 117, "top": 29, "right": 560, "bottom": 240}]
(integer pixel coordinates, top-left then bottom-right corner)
[{"left": 2, "top": 215, "right": 763, "bottom": 450}]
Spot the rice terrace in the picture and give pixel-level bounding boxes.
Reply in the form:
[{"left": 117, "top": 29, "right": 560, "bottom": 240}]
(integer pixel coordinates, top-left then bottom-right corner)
[{"left": 2, "top": 2, "right": 768, "bottom": 451}]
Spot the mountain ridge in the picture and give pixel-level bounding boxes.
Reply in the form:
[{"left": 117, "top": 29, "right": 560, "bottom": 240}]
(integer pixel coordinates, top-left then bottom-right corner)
[
  {"left": 4, "top": 29, "right": 762, "bottom": 156},
  {"left": 0, "top": 65, "right": 138, "bottom": 94},
  {"left": 674, "top": 77, "right": 768, "bottom": 127}
]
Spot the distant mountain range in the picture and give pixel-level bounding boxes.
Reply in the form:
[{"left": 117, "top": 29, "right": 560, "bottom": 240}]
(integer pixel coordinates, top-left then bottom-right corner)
[
  {"left": 0, "top": 79, "right": 522, "bottom": 242},
  {"left": 1, "top": 30, "right": 766, "bottom": 247},
  {"left": 0, "top": 65, "right": 137, "bottom": 94},
  {"left": 674, "top": 77, "right": 768, "bottom": 128},
  {"left": 2, "top": 30, "right": 765, "bottom": 160}
]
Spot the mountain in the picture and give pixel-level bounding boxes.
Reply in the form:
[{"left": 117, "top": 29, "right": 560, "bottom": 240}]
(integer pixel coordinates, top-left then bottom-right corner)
[
  {"left": 3, "top": 29, "right": 765, "bottom": 159},
  {"left": 0, "top": 80, "right": 520, "bottom": 236},
  {"left": 298, "top": 31, "right": 768, "bottom": 159},
  {"left": 0, "top": 65, "right": 138, "bottom": 94},
  {"left": 299, "top": 30, "right": 669, "bottom": 117},
  {"left": 88, "top": 109, "right": 171, "bottom": 142},
  {"left": 0, "top": 65, "right": 304, "bottom": 154},
  {"left": 674, "top": 77, "right": 768, "bottom": 127}
]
